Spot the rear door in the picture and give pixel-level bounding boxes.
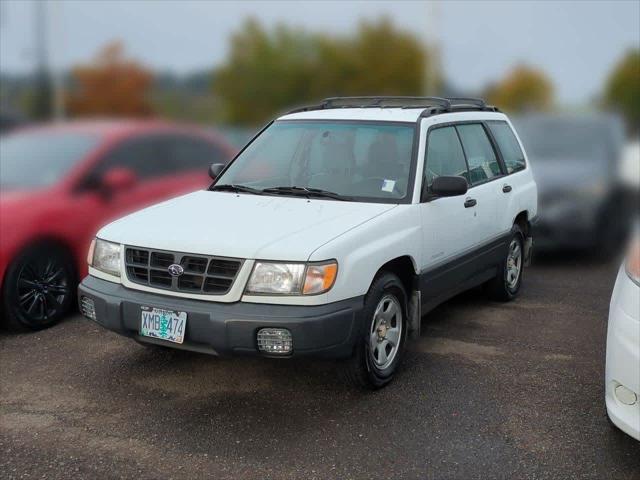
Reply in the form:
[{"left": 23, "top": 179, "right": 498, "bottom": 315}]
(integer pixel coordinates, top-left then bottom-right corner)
[
  {"left": 455, "top": 123, "right": 505, "bottom": 244},
  {"left": 485, "top": 120, "right": 529, "bottom": 234}
]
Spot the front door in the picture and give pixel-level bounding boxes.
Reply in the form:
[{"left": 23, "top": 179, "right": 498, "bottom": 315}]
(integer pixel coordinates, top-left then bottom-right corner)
[{"left": 418, "top": 125, "right": 476, "bottom": 305}]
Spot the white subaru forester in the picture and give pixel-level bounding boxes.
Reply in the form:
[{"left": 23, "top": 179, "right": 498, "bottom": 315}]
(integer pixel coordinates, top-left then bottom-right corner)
[{"left": 79, "top": 97, "right": 538, "bottom": 389}]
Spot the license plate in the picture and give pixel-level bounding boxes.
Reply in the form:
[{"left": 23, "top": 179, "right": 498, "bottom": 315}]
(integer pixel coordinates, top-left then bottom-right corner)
[{"left": 139, "top": 306, "right": 187, "bottom": 344}]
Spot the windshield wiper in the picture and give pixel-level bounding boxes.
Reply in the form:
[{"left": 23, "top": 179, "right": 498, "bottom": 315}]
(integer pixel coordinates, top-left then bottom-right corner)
[
  {"left": 261, "top": 186, "right": 351, "bottom": 201},
  {"left": 210, "top": 184, "right": 263, "bottom": 195}
]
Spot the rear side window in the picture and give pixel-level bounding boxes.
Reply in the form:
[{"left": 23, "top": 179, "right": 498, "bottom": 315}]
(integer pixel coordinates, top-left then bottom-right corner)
[
  {"left": 95, "top": 136, "right": 167, "bottom": 180},
  {"left": 487, "top": 121, "right": 526, "bottom": 174},
  {"left": 456, "top": 124, "right": 502, "bottom": 185},
  {"left": 424, "top": 126, "right": 469, "bottom": 187},
  {"left": 168, "top": 136, "right": 229, "bottom": 172}
]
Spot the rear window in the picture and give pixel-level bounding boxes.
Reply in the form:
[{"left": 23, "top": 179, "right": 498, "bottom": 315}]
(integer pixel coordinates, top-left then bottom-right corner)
[
  {"left": 488, "top": 121, "right": 526, "bottom": 174},
  {"left": 456, "top": 124, "right": 502, "bottom": 185}
]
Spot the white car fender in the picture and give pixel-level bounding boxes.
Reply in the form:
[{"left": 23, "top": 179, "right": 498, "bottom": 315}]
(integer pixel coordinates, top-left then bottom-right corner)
[{"left": 309, "top": 204, "right": 422, "bottom": 304}]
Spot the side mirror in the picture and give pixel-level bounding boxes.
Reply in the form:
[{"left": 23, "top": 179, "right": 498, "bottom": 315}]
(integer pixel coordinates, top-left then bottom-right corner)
[
  {"left": 209, "top": 163, "right": 225, "bottom": 180},
  {"left": 102, "top": 167, "right": 137, "bottom": 193},
  {"left": 429, "top": 176, "right": 468, "bottom": 198}
]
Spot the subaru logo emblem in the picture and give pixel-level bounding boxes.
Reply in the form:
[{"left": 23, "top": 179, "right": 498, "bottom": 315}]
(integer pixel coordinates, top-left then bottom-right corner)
[{"left": 167, "top": 264, "right": 184, "bottom": 277}]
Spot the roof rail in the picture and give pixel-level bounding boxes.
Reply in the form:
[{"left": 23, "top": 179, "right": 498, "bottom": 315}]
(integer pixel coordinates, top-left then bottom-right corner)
[
  {"left": 320, "top": 96, "right": 452, "bottom": 110},
  {"left": 446, "top": 97, "right": 486, "bottom": 108},
  {"left": 285, "top": 96, "right": 499, "bottom": 116}
]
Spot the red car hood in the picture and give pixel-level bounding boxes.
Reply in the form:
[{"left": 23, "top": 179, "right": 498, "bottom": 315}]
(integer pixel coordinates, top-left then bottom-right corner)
[
  {"left": 1, "top": 187, "right": 51, "bottom": 213},
  {"left": 0, "top": 187, "right": 56, "bottom": 239}
]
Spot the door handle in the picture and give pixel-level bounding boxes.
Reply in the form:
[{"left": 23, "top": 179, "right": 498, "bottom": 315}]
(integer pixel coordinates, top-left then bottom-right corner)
[
  {"left": 464, "top": 197, "right": 477, "bottom": 208},
  {"left": 502, "top": 184, "right": 512, "bottom": 193}
]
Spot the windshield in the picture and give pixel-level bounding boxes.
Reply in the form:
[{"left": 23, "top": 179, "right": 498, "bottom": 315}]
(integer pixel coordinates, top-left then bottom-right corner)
[
  {"left": 514, "top": 119, "right": 609, "bottom": 161},
  {"left": 0, "top": 131, "right": 100, "bottom": 189},
  {"left": 215, "top": 121, "right": 416, "bottom": 202}
]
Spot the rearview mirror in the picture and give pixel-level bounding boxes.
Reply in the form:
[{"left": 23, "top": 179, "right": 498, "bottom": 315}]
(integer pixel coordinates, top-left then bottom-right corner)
[
  {"left": 429, "top": 176, "right": 468, "bottom": 198},
  {"left": 102, "top": 167, "right": 137, "bottom": 193},
  {"left": 209, "top": 163, "right": 225, "bottom": 180}
]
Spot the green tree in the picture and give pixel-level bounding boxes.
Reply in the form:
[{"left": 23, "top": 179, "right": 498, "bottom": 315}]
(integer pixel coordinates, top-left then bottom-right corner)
[
  {"left": 215, "top": 18, "right": 430, "bottom": 125},
  {"left": 603, "top": 49, "right": 640, "bottom": 135},
  {"left": 485, "top": 65, "right": 554, "bottom": 113}
]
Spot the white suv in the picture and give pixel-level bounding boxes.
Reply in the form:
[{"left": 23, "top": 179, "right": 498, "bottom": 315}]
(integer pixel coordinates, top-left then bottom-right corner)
[{"left": 79, "top": 97, "right": 537, "bottom": 389}]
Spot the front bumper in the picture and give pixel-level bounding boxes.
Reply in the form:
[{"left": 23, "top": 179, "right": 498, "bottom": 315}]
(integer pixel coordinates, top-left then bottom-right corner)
[
  {"left": 79, "top": 276, "right": 364, "bottom": 359},
  {"left": 605, "top": 268, "right": 640, "bottom": 441}
]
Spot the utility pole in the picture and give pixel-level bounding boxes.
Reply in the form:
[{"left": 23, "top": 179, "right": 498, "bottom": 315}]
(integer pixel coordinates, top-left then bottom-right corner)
[
  {"left": 32, "top": 0, "right": 52, "bottom": 120},
  {"left": 50, "top": 0, "right": 65, "bottom": 119},
  {"left": 424, "top": 0, "right": 442, "bottom": 96}
]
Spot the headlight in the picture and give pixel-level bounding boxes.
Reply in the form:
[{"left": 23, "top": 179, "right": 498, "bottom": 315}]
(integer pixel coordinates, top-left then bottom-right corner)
[
  {"left": 246, "top": 261, "right": 337, "bottom": 295},
  {"left": 625, "top": 235, "right": 640, "bottom": 286},
  {"left": 89, "top": 238, "right": 121, "bottom": 277}
]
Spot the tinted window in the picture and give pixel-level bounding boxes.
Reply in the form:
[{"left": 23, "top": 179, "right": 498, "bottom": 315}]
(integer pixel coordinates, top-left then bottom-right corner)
[
  {"left": 424, "top": 126, "right": 469, "bottom": 187},
  {"left": 95, "top": 136, "right": 169, "bottom": 180},
  {"left": 169, "top": 136, "right": 229, "bottom": 172},
  {"left": 456, "top": 124, "right": 502, "bottom": 185},
  {"left": 488, "top": 121, "right": 526, "bottom": 173},
  {"left": 0, "top": 132, "right": 99, "bottom": 189}
]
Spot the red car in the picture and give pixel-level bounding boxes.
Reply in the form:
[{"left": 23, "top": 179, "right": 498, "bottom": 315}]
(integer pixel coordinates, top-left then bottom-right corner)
[{"left": 0, "top": 120, "right": 236, "bottom": 330}]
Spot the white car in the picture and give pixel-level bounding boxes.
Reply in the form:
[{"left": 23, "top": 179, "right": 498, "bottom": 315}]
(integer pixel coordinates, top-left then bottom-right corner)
[
  {"left": 79, "top": 97, "right": 538, "bottom": 389},
  {"left": 606, "top": 231, "right": 639, "bottom": 440}
]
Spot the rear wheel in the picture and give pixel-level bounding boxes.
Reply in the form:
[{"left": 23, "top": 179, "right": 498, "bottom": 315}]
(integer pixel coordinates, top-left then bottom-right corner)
[
  {"left": 341, "top": 272, "right": 407, "bottom": 389},
  {"left": 2, "top": 245, "right": 75, "bottom": 331},
  {"left": 485, "top": 224, "right": 525, "bottom": 302}
]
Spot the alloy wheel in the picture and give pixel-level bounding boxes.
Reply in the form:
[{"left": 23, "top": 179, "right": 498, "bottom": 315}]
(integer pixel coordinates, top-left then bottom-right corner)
[
  {"left": 16, "top": 256, "right": 70, "bottom": 324},
  {"left": 369, "top": 294, "right": 403, "bottom": 370},
  {"left": 506, "top": 239, "right": 522, "bottom": 290}
]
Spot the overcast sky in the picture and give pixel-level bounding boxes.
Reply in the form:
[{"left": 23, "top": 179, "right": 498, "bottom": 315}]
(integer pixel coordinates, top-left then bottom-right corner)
[{"left": 1, "top": 0, "right": 638, "bottom": 104}]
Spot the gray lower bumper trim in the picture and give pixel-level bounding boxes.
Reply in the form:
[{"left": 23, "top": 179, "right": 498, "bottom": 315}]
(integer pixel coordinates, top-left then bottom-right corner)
[{"left": 78, "top": 276, "right": 364, "bottom": 359}]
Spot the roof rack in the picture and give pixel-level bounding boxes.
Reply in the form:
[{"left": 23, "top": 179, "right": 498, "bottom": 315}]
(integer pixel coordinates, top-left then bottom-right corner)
[
  {"left": 286, "top": 96, "right": 498, "bottom": 116},
  {"left": 447, "top": 97, "right": 489, "bottom": 109}
]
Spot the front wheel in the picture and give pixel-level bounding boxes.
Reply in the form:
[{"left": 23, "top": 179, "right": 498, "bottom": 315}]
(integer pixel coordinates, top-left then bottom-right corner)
[
  {"left": 2, "top": 245, "right": 75, "bottom": 331},
  {"left": 341, "top": 272, "right": 407, "bottom": 390},
  {"left": 485, "top": 225, "right": 525, "bottom": 302}
]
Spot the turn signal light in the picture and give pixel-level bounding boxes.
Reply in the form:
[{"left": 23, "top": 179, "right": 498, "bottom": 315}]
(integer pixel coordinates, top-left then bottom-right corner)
[{"left": 303, "top": 262, "right": 338, "bottom": 295}]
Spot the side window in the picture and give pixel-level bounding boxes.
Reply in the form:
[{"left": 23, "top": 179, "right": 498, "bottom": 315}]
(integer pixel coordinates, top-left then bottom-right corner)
[
  {"left": 424, "top": 126, "right": 469, "bottom": 187},
  {"left": 94, "top": 136, "right": 167, "bottom": 181},
  {"left": 487, "top": 121, "right": 526, "bottom": 174},
  {"left": 169, "top": 136, "right": 229, "bottom": 173},
  {"left": 456, "top": 124, "right": 502, "bottom": 185}
]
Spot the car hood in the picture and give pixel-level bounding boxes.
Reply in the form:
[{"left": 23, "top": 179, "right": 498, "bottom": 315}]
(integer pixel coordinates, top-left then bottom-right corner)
[
  {"left": 530, "top": 157, "right": 609, "bottom": 194},
  {"left": 98, "top": 190, "right": 397, "bottom": 260}
]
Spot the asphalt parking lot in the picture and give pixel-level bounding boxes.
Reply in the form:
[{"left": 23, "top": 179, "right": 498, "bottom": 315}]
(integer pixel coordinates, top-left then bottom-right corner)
[{"left": 1, "top": 256, "right": 638, "bottom": 480}]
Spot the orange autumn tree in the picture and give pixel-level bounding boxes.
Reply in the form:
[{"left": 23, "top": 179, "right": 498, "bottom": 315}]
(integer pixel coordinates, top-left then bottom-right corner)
[
  {"left": 67, "top": 42, "right": 154, "bottom": 117},
  {"left": 485, "top": 65, "right": 554, "bottom": 113}
]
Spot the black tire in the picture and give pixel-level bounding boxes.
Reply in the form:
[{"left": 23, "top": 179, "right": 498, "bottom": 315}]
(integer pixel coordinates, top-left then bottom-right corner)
[
  {"left": 341, "top": 272, "right": 408, "bottom": 390},
  {"left": 485, "top": 224, "right": 525, "bottom": 302},
  {"left": 2, "top": 244, "right": 75, "bottom": 331}
]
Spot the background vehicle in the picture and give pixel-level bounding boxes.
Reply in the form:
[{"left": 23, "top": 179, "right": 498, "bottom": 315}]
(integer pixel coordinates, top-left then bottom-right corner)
[
  {"left": 79, "top": 97, "right": 537, "bottom": 389},
  {"left": 0, "top": 120, "right": 235, "bottom": 330},
  {"left": 513, "top": 114, "right": 629, "bottom": 255},
  {"left": 606, "top": 228, "right": 639, "bottom": 441}
]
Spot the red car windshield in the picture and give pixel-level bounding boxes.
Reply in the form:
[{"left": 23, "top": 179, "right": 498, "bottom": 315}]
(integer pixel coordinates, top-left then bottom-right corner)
[{"left": 0, "top": 132, "right": 100, "bottom": 189}]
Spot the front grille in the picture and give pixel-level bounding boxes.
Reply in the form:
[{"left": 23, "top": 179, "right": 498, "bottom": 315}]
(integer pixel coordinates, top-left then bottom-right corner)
[{"left": 125, "top": 247, "right": 243, "bottom": 295}]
